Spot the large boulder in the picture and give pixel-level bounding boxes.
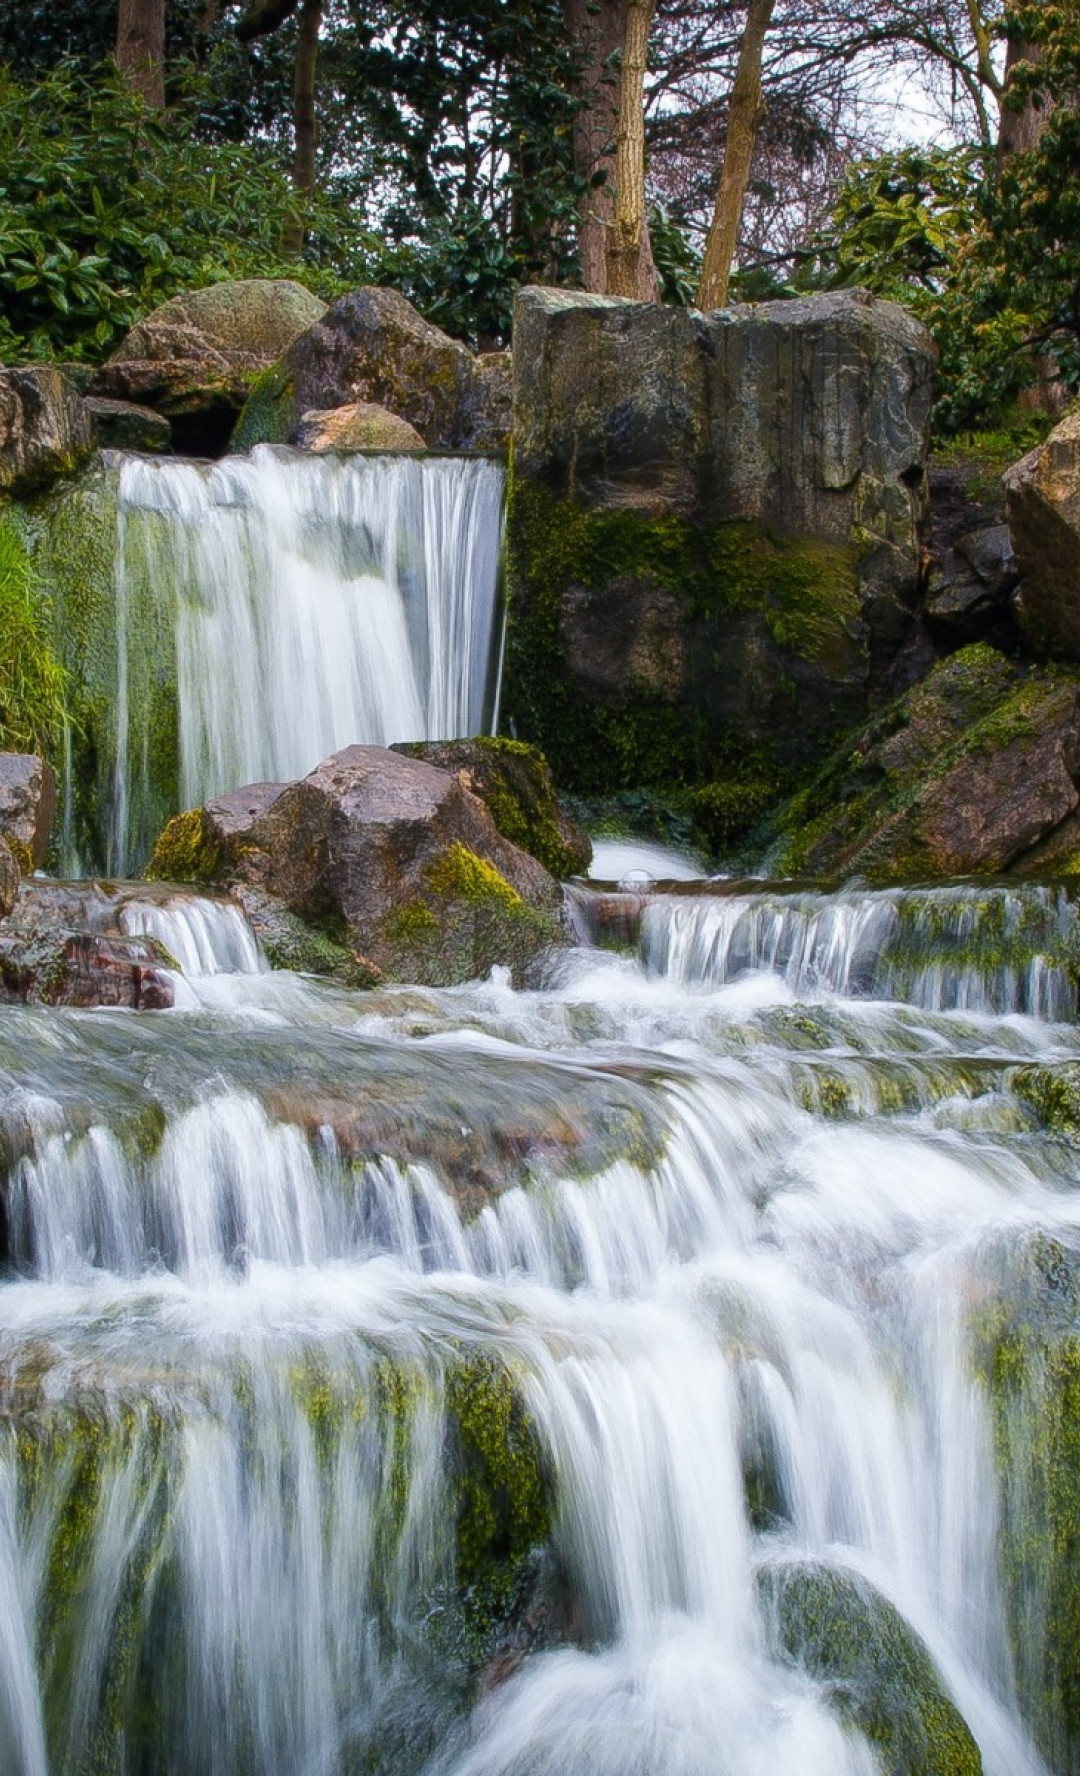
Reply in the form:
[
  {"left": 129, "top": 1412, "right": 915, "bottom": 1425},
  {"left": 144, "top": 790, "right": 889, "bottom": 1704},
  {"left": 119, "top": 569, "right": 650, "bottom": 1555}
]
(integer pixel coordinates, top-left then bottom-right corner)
[
  {"left": 392, "top": 737, "right": 592, "bottom": 877},
  {"left": 504, "top": 285, "right": 934, "bottom": 794},
  {"left": 0, "top": 753, "right": 56, "bottom": 871},
  {"left": 84, "top": 396, "right": 172, "bottom": 454},
  {"left": 91, "top": 278, "right": 327, "bottom": 454},
  {"left": 291, "top": 401, "right": 425, "bottom": 453},
  {"left": 146, "top": 744, "right": 563, "bottom": 986},
  {"left": 1005, "top": 410, "right": 1080, "bottom": 659},
  {"left": 765, "top": 643, "right": 1080, "bottom": 882},
  {"left": 0, "top": 367, "right": 93, "bottom": 495},
  {"left": 232, "top": 288, "right": 512, "bottom": 454}
]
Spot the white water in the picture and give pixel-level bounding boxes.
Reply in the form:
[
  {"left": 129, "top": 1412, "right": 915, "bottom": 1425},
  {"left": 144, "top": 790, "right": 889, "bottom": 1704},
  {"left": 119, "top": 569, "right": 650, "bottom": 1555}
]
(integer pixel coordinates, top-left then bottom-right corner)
[
  {"left": 0, "top": 879, "right": 1077, "bottom": 1774},
  {"left": 104, "top": 447, "right": 505, "bottom": 872}
]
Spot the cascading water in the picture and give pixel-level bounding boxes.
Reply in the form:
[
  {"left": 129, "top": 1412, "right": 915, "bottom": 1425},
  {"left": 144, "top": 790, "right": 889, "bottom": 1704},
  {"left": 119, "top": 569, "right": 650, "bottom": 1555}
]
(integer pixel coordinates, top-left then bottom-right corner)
[
  {"left": 96, "top": 445, "right": 505, "bottom": 873},
  {"left": 2, "top": 873, "right": 1079, "bottom": 1774}
]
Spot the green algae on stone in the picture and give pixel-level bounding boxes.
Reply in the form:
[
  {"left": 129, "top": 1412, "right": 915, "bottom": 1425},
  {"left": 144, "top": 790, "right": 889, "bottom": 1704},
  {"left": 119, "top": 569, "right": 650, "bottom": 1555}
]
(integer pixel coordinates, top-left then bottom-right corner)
[
  {"left": 759, "top": 1559, "right": 982, "bottom": 1776},
  {"left": 972, "top": 1232, "right": 1080, "bottom": 1774},
  {"left": 1013, "top": 1064, "right": 1080, "bottom": 1144},
  {"left": 504, "top": 481, "right": 871, "bottom": 796},
  {"left": 229, "top": 363, "right": 298, "bottom": 453},
  {"left": 144, "top": 808, "right": 224, "bottom": 885}
]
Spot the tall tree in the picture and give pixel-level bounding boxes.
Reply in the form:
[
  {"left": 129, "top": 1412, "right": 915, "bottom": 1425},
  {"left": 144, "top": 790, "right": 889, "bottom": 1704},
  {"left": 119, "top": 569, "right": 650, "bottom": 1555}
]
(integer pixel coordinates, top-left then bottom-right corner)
[
  {"left": 697, "top": 0, "right": 776, "bottom": 310},
  {"left": 605, "top": 0, "right": 659, "bottom": 298},
  {"left": 236, "top": 0, "right": 322, "bottom": 247},
  {"left": 115, "top": 0, "right": 165, "bottom": 104},
  {"left": 564, "top": 0, "right": 624, "bottom": 291}
]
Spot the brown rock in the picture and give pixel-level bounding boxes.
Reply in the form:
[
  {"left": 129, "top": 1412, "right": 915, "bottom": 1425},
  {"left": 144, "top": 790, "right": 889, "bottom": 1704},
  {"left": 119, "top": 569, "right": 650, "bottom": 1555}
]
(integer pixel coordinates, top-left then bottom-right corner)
[
  {"left": 0, "top": 368, "right": 93, "bottom": 495},
  {"left": 0, "top": 754, "right": 56, "bottom": 870},
  {"left": 0, "top": 838, "right": 18, "bottom": 920},
  {"left": 291, "top": 402, "right": 425, "bottom": 452},
  {"left": 392, "top": 737, "right": 592, "bottom": 877},
  {"left": 148, "top": 745, "right": 564, "bottom": 986},
  {"left": 0, "top": 880, "right": 175, "bottom": 1008},
  {"left": 1005, "top": 411, "right": 1080, "bottom": 659},
  {"left": 84, "top": 396, "right": 172, "bottom": 453}
]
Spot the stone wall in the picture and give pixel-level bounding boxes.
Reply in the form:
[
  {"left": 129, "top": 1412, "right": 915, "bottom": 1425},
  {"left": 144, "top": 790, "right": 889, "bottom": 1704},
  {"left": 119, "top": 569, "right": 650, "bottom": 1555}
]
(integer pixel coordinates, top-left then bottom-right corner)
[{"left": 503, "top": 286, "right": 934, "bottom": 794}]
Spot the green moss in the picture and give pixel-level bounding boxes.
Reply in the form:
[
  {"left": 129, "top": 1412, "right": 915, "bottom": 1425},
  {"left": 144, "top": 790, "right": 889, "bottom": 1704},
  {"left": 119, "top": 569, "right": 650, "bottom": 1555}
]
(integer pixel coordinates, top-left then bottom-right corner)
[
  {"left": 229, "top": 363, "right": 297, "bottom": 453},
  {"left": 0, "top": 510, "right": 72, "bottom": 762},
  {"left": 504, "top": 480, "right": 866, "bottom": 796},
  {"left": 424, "top": 843, "right": 524, "bottom": 911},
  {"left": 383, "top": 899, "right": 441, "bottom": 945},
  {"left": 445, "top": 1352, "right": 551, "bottom": 1595},
  {"left": 760, "top": 1560, "right": 982, "bottom": 1776},
  {"left": 688, "top": 776, "right": 782, "bottom": 855},
  {"left": 1014, "top": 1065, "right": 1080, "bottom": 1143},
  {"left": 462, "top": 737, "right": 590, "bottom": 879},
  {"left": 143, "top": 808, "right": 223, "bottom": 884},
  {"left": 973, "top": 1234, "right": 1080, "bottom": 1771}
]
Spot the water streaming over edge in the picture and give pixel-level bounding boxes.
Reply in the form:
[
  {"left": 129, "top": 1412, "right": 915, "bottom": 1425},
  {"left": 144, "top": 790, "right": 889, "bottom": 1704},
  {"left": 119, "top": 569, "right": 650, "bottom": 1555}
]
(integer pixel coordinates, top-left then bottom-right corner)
[
  {"left": 1, "top": 877, "right": 1079, "bottom": 1772},
  {"left": 93, "top": 447, "right": 505, "bottom": 873}
]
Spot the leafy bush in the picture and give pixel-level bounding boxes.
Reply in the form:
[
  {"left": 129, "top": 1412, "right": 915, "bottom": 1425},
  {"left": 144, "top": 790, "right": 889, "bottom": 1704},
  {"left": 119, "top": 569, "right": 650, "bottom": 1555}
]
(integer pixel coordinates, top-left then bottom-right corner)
[{"left": 0, "top": 60, "right": 375, "bottom": 363}]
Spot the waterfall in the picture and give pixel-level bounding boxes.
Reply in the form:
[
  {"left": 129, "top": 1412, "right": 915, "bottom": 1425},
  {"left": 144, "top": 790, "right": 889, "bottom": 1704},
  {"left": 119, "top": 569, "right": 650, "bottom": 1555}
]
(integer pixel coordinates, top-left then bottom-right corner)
[
  {"left": 92, "top": 446, "right": 504, "bottom": 874},
  {"left": 3, "top": 869, "right": 1080, "bottom": 1772}
]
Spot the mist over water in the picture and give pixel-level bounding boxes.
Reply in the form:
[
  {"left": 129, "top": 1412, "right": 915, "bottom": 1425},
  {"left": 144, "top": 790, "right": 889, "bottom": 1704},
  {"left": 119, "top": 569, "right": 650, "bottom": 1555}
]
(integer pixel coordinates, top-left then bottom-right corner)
[{"left": 1, "top": 869, "right": 1078, "bottom": 1775}]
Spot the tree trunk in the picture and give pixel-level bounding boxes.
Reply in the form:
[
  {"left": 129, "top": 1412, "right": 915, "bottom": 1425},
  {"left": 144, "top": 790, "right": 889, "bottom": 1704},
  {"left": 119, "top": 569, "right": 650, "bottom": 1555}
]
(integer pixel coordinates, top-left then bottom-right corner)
[
  {"left": 115, "top": 0, "right": 165, "bottom": 106},
  {"left": 697, "top": 0, "right": 776, "bottom": 312},
  {"left": 282, "top": 0, "right": 322, "bottom": 256},
  {"left": 997, "top": 32, "right": 1052, "bottom": 165},
  {"left": 605, "top": 0, "right": 659, "bottom": 301},
  {"left": 564, "top": 0, "right": 625, "bottom": 292}
]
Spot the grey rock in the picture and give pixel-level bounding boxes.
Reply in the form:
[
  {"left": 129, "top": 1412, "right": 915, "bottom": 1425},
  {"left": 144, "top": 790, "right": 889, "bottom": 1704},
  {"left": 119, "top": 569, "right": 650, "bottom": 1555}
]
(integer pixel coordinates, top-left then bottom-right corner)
[
  {"left": 0, "top": 879, "right": 175, "bottom": 1008},
  {"left": 505, "top": 285, "right": 934, "bottom": 786},
  {"left": 1005, "top": 411, "right": 1080, "bottom": 659},
  {"left": 85, "top": 396, "right": 172, "bottom": 453},
  {"left": 0, "top": 838, "right": 18, "bottom": 920},
  {"left": 0, "top": 368, "right": 93, "bottom": 495},
  {"left": 0, "top": 754, "right": 56, "bottom": 870}
]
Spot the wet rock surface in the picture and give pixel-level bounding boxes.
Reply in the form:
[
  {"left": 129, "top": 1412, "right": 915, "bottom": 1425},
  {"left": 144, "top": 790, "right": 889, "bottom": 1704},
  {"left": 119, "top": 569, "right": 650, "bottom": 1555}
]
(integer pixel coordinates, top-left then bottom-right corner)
[
  {"left": 1005, "top": 410, "right": 1080, "bottom": 660},
  {"left": 148, "top": 744, "right": 565, "bottom": 986},
  {"left": 84, "top": 395, "right": 172, "bottom": 453},
  {"left": 765, "top": 643, "right": 1080, "bottom": 881},
  {"left": 0, "top": 879, "right": 177, "bottom": 1008},
  {"left": 0, "top": 752, "right": 56, "bottom": 871},
  {"left": 393, "top": 737, "right": 592, "bottom": 878},
  {"left": 0, "top": 366, "right": 93, "bottom": 494},
  {"left": 504, "top": 285, "right": 934, "bottom": 791}
]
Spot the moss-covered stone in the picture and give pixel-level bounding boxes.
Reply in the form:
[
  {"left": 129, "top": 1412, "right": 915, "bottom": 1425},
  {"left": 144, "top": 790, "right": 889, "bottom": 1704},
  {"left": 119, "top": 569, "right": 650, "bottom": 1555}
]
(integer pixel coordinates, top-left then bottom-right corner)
[
  {"left": 229, "top": 363, "right": 297, "bottom": 453},
  {"left": 759, "top": 1559, "right": 982, "bottom": 1776},
  {"left": 395, "top": 737, "right": 592, "bottom": 878},
  {"left": 1013, "top": 1064, "right": 1080, "bottom": 1144},
  {"left": 972, "top": 1232, "right": 1080, "bottom": 1773},
  {"left": 144, "top": 807, "right": 223, "bottom": 885},
  {"left": 764, "top": 644, "right": 1080, "bottom": 884},
  {"left": 503, "top": 481, "right": 868, "bottom": 795}
]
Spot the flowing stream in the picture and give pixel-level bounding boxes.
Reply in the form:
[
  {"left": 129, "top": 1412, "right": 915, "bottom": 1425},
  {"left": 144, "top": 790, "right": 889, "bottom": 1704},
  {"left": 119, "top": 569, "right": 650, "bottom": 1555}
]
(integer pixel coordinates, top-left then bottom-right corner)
[
  {"left": 95, "top": 447, "right": 505, "bottom": 873},
  {"left": 1, "top": 875, "right": 1079, "bottom": 1774}
]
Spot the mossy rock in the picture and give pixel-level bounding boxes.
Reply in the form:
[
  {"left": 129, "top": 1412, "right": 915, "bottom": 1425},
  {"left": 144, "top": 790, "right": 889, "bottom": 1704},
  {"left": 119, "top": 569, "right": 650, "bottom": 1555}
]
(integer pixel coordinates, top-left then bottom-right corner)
[
  {"left": 229, "top": 362, "right": 298, "bottom": 452},
  {"left": 972, "top": 1231, "right": 1080, "bottom": 1772},
  {"left": 394, "top": 737, "right": 592, "bottom": 877},
  {"left": 1013, "top": 1064, "right": 1080, "bottom": 1145},
  {"left": 759, "top": 1559, "right": 982, "bottom": 1776},
  {"left": 379, "top": 841, "right": 561, "bottom": 987},
  {"left": 763, "top": 643, "right": 1080, "bottom": 883},
  {"left": 504, "top": 481, "right": 868, "bottom": 796}
]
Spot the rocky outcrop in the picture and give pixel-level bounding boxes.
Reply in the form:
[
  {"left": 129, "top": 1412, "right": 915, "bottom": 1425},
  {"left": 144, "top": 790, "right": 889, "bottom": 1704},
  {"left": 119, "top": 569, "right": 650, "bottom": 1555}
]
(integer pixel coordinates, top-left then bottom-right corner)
[
  {"left": 504, "top": 285, "right": 934, "bottom": 794},
  {"left": 0, "top": 880, "right": 175, "bottom": 1008},
  {"left": 291, "top": 401, "right": 425, "bottom": 452},
  {"left": 922, "top": 463, "right": 1019, "bottom": 651},
  {"left": 766, "top": 644, "right": 1080, "bottom": 882},
  {"left": 0, "top": 367, "right": 93, "bottom": 495},
  {"left": 147, "top": 744, "right": 564, "bottom": 986},
  {"left": 1005, "top": 410, "right": 1080, "bottom": 659},
  {"left": 91, "top": 278, "right": 327, "bottom": 454},
  {"left": 84, "top": 396, "right": 171, "bottom": 453},
  {"left": 232, "top": 288, "right": 512, "bottom": 454},
  {"left": 392, "top": 737, "right": 592, "bottom": 877},
  {"left": 0, "top": 753, "right": 56, "bottom": 871}
]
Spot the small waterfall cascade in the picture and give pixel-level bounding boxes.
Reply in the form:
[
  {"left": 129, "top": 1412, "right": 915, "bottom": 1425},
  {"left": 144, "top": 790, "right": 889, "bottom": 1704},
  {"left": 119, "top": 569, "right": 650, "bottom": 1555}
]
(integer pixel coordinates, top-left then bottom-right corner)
[
  {"left": 96, "top": 446, "right": 505, "bottom": 873},
  {"left": 639, "top": 880, "right": 1080, "bottom": 1020},
  {"left": 3, "top": 874, "right": 1080, "bottom": 1774}
]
